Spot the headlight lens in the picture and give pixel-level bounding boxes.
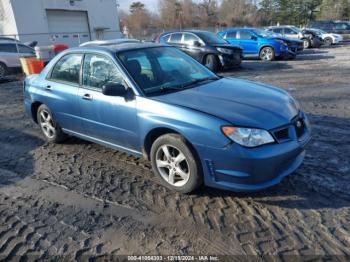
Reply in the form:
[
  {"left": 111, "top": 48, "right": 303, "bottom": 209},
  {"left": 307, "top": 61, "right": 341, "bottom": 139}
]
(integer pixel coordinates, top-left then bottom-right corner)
[
  {"left": 216, "top": 47, "right": 233, "bottom": 54},
  {"left": 222, "top": 126, "right": 275, "bottom": 147}
]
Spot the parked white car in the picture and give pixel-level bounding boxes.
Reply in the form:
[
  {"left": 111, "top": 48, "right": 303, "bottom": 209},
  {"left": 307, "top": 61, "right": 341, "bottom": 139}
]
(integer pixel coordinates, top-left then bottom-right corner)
[
  {"left": 0, "top": 39, "right": 36, "bottom": 78},
  {"left": 307, "top": 28, "right": 343, "bottom": 45}
]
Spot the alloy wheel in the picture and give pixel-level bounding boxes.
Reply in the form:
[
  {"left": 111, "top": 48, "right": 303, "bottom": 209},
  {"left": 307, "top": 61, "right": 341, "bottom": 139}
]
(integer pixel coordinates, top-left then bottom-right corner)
[
  {"left": 0, "top": 64, "right": 6, "bottom": 78},
  {"left": 261, "top": 48, "right": 273, "bottom": 61},
  {"left": 155, "top": 144, "right": 190, "bottom": 187},
  {"left": 39, "top": 109, "right": 56, "bottom": 139}
]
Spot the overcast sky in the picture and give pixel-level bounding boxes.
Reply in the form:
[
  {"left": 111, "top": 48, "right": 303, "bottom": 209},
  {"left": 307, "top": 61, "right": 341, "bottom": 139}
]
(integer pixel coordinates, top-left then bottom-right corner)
[{"left": 118, "top": 0, "right": 159, "bottom": 13}]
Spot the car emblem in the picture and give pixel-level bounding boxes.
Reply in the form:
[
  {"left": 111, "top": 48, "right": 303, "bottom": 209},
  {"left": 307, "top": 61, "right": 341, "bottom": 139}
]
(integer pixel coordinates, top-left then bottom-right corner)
[{"left": 296, "top": 120, "right": 302, "bottom": 128}]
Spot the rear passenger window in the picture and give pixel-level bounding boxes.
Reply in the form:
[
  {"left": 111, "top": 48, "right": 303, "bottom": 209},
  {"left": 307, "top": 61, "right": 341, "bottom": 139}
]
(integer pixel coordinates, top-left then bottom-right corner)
[
  {"left": 239, "top": 31, "right": 252, "bottom": 40},
  {"left": 0, "top": 44, "right": 17, "bottom": 53},
  {"left": 169, "top": 33, "right": 182, "bottom": 43},
  {"left": 226, "top": 31, "right": 237, "bottom": 39},
  {"left": 272, "top": 28, "right": 283, "bottom": 34},
  {"left": 50, "top": 54, "right": 82, "bottom": 84},
  {"left": 183, "top": 33, "right": 198, "bottom": 43}
]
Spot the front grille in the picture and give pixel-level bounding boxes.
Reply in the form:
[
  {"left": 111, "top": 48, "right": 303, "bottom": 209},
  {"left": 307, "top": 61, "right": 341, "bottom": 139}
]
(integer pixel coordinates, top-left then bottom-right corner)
[{"left": 274, "top": 127, "right": 290, "bottom": 142}]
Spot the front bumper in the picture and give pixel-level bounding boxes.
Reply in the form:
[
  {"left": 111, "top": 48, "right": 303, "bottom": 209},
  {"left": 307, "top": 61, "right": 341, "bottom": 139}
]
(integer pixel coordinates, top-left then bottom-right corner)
[
  {"left": 218, "top": 51, "right": 243, "bottom": 67},
  {"left": 195, "top": 115, "right": 311, "bottom": 192}
]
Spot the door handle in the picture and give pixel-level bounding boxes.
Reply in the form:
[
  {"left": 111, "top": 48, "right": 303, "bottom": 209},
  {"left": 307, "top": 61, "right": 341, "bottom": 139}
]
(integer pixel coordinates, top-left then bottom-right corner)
[
  {"left": 82, "top": 93, "right": 92, "bottom": 100},
  {"left": 45, "top": 85, "right": 52, "bottom": 90}
]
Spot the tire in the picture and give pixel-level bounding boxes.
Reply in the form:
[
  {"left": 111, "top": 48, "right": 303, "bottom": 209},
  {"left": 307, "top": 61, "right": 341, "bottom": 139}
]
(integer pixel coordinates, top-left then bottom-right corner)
[
  {"left": 324, "top": 37, "right": 333, "bottom": 46},
  {"left": 0, "top": 63, "right": 8, "bottom": 78},
  {"left": 150, "top": 134, "right": 203, "bottom": 193},
  {"left": 204, "top": 54, "right": 219, "bottom": 72},
  {"left": 259, "top": 47, "right": 275, "bottom": 61},
  {"left": 36, "top": 104, "right": 66, "bottom": 143},
  {"left": 303, "top": 39, "right": 310, "bottom": 49}
]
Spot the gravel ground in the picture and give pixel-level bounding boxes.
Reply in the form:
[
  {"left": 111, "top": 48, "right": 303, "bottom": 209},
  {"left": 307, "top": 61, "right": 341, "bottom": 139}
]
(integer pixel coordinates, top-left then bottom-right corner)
[{"left": 0, "top": 44, "right": 349, "bottom": 260}]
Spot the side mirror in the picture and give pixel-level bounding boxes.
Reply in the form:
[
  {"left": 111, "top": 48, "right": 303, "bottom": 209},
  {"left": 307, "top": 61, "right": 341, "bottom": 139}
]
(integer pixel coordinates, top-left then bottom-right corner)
[
  {"left": 251, "top": 35, "right": 258, "bottom": 41},
  {"left": 102, "top": 82, "right": 127, "bottom": 96},
  {"left": 193, "top": 40, "right": 201, "bottom": 47}
]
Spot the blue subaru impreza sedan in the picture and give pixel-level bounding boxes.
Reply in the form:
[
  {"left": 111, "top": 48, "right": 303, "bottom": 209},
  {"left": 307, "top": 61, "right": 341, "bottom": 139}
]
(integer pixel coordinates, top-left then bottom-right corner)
[{"left": 24, "top": 42, "right": 311, "bottom": 193}]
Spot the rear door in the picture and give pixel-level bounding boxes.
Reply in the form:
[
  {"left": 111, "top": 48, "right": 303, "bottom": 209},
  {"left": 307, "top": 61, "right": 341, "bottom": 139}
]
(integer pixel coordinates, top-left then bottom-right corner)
[
  {"left": 238, "top": 31, "right": 258, "bottom": 54},
  {"left": 223, "top": 30, "right": 239, "bottom": 45},
  {"left": 43, "top": 53, "right": 83, "bottom": 132}
]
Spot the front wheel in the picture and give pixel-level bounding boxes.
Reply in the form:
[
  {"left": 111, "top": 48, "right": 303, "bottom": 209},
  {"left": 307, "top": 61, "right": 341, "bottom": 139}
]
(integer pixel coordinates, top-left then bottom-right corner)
[
  {"left": 259, "top": 47, "right": 275, "bottom": 61},
  {"left": 0, "top": 63, "right": 8, "bottom": 78},
  {"left": 204, "top": 54, "right": 219, "bottom": 72},
  {"left": 150, "top": 134, "right": 202, "bottom": 193},
  {"left": 37, "top": 104, "right": 66, "bottom": 143}
]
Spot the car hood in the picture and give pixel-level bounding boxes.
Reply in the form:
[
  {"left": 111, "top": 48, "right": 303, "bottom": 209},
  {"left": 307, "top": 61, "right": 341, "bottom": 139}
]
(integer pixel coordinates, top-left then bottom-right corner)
[
  {"left": 212, "top": 43, "right": 243, "bottom": 51},
  {"left": 270, "top": 36, "right": 303, "bottom": 44},
  {"left": 152, "top": 78, "right": 299, "bottom": 130}
]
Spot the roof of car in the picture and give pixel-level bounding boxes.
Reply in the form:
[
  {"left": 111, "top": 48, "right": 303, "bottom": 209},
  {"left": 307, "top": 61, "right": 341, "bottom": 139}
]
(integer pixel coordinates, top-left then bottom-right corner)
[
  {"left": 68, "top": 42, "right": 168, "bottom": 54},
  {"left": 79, "top": 38, "right": 140, "bottom": 47}
]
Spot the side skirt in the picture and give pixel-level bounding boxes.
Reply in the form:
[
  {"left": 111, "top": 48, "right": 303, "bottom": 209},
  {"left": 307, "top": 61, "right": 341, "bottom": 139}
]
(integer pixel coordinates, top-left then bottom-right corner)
[{"left": 62, "top": 128, "right": 143, "bottom": 158}]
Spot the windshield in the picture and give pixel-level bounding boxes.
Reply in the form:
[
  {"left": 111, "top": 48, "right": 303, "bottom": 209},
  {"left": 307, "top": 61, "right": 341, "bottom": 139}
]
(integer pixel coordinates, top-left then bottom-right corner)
[
  {"left": 117, "top": 47, "right": 218, "bottom": 95},
  {"left": 196, "top": 31, "right": 227, "bottom": 44}
]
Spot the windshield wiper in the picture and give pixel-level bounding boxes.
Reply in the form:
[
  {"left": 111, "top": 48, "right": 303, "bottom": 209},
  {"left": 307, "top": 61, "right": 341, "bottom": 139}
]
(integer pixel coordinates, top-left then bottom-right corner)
[
  {"left": 180, "top": 76, "right": 220, "bottom": 89},
  {"left": 148, "top": 76, "right": 220, "bottom": 95}
]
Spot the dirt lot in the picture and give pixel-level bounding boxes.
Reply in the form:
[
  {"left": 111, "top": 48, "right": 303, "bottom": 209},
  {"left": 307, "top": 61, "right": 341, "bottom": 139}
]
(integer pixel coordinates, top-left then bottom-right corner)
[{"left": 0, "top": 44, "right": 350, "bottom": 260}]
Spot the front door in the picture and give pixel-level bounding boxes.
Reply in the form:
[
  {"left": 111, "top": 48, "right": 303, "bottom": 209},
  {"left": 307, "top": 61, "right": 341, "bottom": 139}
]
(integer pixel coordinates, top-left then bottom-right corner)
[
  {"left": 78, "top": 53, "right": 139, "bottom": 150},
  {"left": 238, "top": 31, "right": 258, "bottom": 54},
  {"left": 284, "top": 28, "right": 300, "bottom": 39}
]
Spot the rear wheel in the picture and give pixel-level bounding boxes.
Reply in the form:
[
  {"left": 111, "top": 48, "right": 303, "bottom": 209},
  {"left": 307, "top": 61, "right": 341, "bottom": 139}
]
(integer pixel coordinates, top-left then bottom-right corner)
[
  {"left": 150, "top": 134, "right": 202, "bottom": 193},
  {"left": 324, "top": 37, "right": 333, "bottom": 46},
  {"left": 0, "top": 63, "right": 8, "bottom": 78},
  {"left": 204, "top": 54, "right": 219, "bottom": 72},
  {"left": 259, "top": 47, "right": 275, "bottom": 61},
  {"left": 37, "top": 104, "right": 66, "bottom": 143}
]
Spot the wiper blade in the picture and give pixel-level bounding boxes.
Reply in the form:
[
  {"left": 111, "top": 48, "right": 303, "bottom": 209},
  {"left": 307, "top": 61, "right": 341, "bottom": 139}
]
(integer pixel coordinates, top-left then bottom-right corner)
[
  {"left": 181, "top": 77, "right": 219, "bottom": 88},
  {"left": 152, "top": 77, "right": 220, "bottom": 94}
]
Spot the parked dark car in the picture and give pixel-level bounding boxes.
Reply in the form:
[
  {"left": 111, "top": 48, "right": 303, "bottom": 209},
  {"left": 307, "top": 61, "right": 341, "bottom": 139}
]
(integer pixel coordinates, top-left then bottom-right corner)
[
  {"left": 24, "top": 43, "right": 310, "bottom": 193},
  {"left": 218, "top": 28, "right": 303, "bottom": 61},
  {"left": 307, "top": 20, "right": 350, "bottom": 35},
  {"left": 155, "top": 30, "right": 243, "bottom": 72}
]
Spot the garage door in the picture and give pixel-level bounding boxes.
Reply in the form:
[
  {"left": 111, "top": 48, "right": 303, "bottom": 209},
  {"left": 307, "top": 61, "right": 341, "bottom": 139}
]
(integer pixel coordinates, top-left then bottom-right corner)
[{"left": 46, "top": 10, "right": 91, "bottom": 47}]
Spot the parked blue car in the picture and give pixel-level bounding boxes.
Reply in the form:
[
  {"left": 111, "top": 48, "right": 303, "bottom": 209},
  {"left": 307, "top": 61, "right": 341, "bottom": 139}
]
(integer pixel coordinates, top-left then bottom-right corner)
[
  {"left": 24, "top": 43, "right": 311, "bottom": 193},
  {"left": 218, "top": 28, "right": 304, "bottom": 61}
]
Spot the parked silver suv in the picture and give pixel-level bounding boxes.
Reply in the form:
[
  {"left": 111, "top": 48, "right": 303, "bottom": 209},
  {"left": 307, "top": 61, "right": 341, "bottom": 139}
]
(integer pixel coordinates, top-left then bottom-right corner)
[
  {"left": 0, "top": 39, "right": 35, "bottom": 77},
  {"left": 266, "top": 25, "right": 310, "bottom": 48}
]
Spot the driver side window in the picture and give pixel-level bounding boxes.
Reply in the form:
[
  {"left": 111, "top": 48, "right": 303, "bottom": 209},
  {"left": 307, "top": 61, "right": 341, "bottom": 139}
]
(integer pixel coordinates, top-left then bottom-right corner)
[{"left": 82, "top": 54, "right": 123, "bottom": 89}]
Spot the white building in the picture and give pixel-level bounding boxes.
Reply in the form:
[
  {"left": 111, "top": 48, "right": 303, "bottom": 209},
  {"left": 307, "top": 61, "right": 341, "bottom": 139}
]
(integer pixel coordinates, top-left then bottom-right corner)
[{"left": 0, "top": 0, "right": 122, "bottom": 47}]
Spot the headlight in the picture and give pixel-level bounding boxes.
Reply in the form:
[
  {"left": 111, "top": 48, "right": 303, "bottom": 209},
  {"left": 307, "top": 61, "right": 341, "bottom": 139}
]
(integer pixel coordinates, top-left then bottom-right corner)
[
  {"left": 216, "top": 47, "right": 233, "bottom": 54},
  {"left": 221, "top": 126, "right": 275, "bottom": 147}
]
